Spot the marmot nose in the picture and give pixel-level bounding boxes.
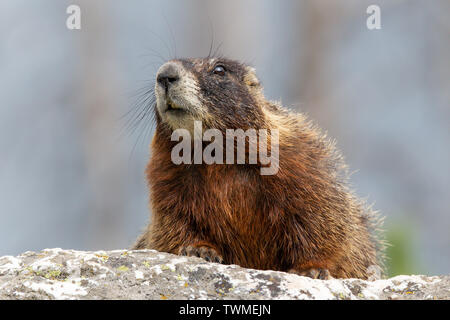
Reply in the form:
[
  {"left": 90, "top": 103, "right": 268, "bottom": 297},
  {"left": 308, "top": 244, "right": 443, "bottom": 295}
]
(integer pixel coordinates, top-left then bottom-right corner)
[{"left": 157, "top": 63, "right": 180, "bottom": 91}]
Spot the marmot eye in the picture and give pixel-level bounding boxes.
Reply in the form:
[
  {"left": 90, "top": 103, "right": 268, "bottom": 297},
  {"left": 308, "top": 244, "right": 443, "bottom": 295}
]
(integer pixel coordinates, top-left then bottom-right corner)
[{"left": 213, "top": 65, "right": 226, "bottom": 76}]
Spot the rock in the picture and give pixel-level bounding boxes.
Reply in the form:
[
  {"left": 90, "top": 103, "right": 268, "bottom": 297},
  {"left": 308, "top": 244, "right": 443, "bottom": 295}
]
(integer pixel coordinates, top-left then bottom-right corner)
[{"left": 0, "top": 248, "right": 448, "bottom": 300}]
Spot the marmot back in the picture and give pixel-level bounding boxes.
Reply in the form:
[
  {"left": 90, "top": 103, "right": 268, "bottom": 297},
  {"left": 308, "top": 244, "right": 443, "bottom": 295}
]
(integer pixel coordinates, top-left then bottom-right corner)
[{"left": 133, "top": 57, "right": 385, "bottom": 279}]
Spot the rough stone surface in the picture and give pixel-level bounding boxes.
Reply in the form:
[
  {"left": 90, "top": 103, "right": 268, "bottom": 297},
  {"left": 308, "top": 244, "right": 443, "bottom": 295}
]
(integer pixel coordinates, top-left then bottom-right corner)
[{"left": 0, "top": 248, "right": 448, "bottom": 300}]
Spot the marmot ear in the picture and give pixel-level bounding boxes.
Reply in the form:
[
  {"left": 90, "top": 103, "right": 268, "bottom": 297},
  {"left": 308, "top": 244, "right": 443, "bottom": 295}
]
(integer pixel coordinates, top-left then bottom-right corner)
[{"left": 244, "top": 67, "right": 261, "bottom": 89}]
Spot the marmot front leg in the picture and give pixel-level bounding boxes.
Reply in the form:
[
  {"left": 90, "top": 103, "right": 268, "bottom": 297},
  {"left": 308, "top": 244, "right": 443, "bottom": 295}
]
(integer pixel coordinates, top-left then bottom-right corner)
[
  {"left": 288, "top": 266, "right": 333, "bottom": 280},
  {"left": 178, "top": 242, "right": 223, "bottom": 263}
]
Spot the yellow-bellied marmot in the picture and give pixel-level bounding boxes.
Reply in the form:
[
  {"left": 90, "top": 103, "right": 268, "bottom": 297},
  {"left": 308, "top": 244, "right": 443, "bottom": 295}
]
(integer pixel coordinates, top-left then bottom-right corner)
[{"left": 133, "top": 57, "right": 385, "bottom": 279}]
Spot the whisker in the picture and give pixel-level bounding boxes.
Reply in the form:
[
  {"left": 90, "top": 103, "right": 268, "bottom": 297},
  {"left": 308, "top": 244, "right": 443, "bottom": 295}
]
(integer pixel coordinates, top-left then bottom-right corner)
[
  {"left": 144, "top": 27, "right": 173, "bottom": 61},
  {"left": 163, "top": 13, "right": 177, "bottom": 59},
  {"left": 120, "top": 91, "right": 154, "bottom": 135},
  {"left": 207, "top": 19, "right": 215, "bottom": 58},
  {"left": 118, "top": 81, "right": 157, "bottom": 155},
  {"left": 212, "top": 41, "right": 224, "bottom": 58},
  {"left": 138, "top": 49, "right": 167, "bottom": 65}
]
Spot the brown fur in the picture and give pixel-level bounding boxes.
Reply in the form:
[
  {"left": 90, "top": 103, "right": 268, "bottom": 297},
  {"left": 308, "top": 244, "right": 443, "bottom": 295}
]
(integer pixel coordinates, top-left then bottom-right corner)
[{"left": 133, "top": 58, "right": 385, "bottom": 279}]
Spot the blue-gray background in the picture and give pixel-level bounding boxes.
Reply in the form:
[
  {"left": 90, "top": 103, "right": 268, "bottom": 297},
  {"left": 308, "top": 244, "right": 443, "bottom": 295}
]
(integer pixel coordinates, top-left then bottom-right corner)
[{"left": 0, "top": 0, "right": 449, "bottom": 276}]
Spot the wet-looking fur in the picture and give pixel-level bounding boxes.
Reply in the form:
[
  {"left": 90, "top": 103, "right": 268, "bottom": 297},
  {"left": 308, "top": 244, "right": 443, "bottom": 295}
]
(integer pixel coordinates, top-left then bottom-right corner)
[{"left": 133, "top": 57, "right": 385, "bottom": 279}]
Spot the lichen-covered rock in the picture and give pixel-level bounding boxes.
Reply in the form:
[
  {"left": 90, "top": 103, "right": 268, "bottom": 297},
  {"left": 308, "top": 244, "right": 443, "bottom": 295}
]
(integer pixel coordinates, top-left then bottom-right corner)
[{"left": 0, "top": 248, "right": 448, "bottom": 300}]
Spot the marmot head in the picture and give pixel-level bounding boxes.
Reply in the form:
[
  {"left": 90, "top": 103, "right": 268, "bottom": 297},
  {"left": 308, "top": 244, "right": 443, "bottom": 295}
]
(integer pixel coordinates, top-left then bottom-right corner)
[{"left": 154, "top": 58, "right": 266, "bottom": 133}]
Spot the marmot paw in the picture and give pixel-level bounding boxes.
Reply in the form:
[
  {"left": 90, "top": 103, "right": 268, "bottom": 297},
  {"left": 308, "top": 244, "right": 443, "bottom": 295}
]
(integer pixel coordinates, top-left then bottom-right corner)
[
  {"left": 288, "top": 267, "right": 332, "bottom": 280},
  {"left": 178, "top": 245, "right": 223, "bottom": 263}
]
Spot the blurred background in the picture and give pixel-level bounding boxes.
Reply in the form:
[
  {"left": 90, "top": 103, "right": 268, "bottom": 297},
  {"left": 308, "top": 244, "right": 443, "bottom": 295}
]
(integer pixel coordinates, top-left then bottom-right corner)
[{"left": 0, "top": 0, "right": 449, "bottom": 276}]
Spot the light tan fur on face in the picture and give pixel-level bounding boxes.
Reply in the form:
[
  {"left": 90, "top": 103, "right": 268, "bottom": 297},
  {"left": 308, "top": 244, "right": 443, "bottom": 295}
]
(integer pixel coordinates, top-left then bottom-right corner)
[
  {"left": 155, "top": 61, "right": 207, "bottom": 134},
  {"left": 243, "top": 67, "right": 261, "bottom": 88}
]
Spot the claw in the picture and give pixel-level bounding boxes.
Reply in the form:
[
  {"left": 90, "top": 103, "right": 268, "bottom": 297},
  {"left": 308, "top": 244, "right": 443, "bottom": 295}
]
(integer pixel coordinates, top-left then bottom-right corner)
[
  {"left": 178, "top": 245, "right": 223, "bottom": 264},
  {"left": 288, "top": 267, "right": 332, "bottom": 280}
]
